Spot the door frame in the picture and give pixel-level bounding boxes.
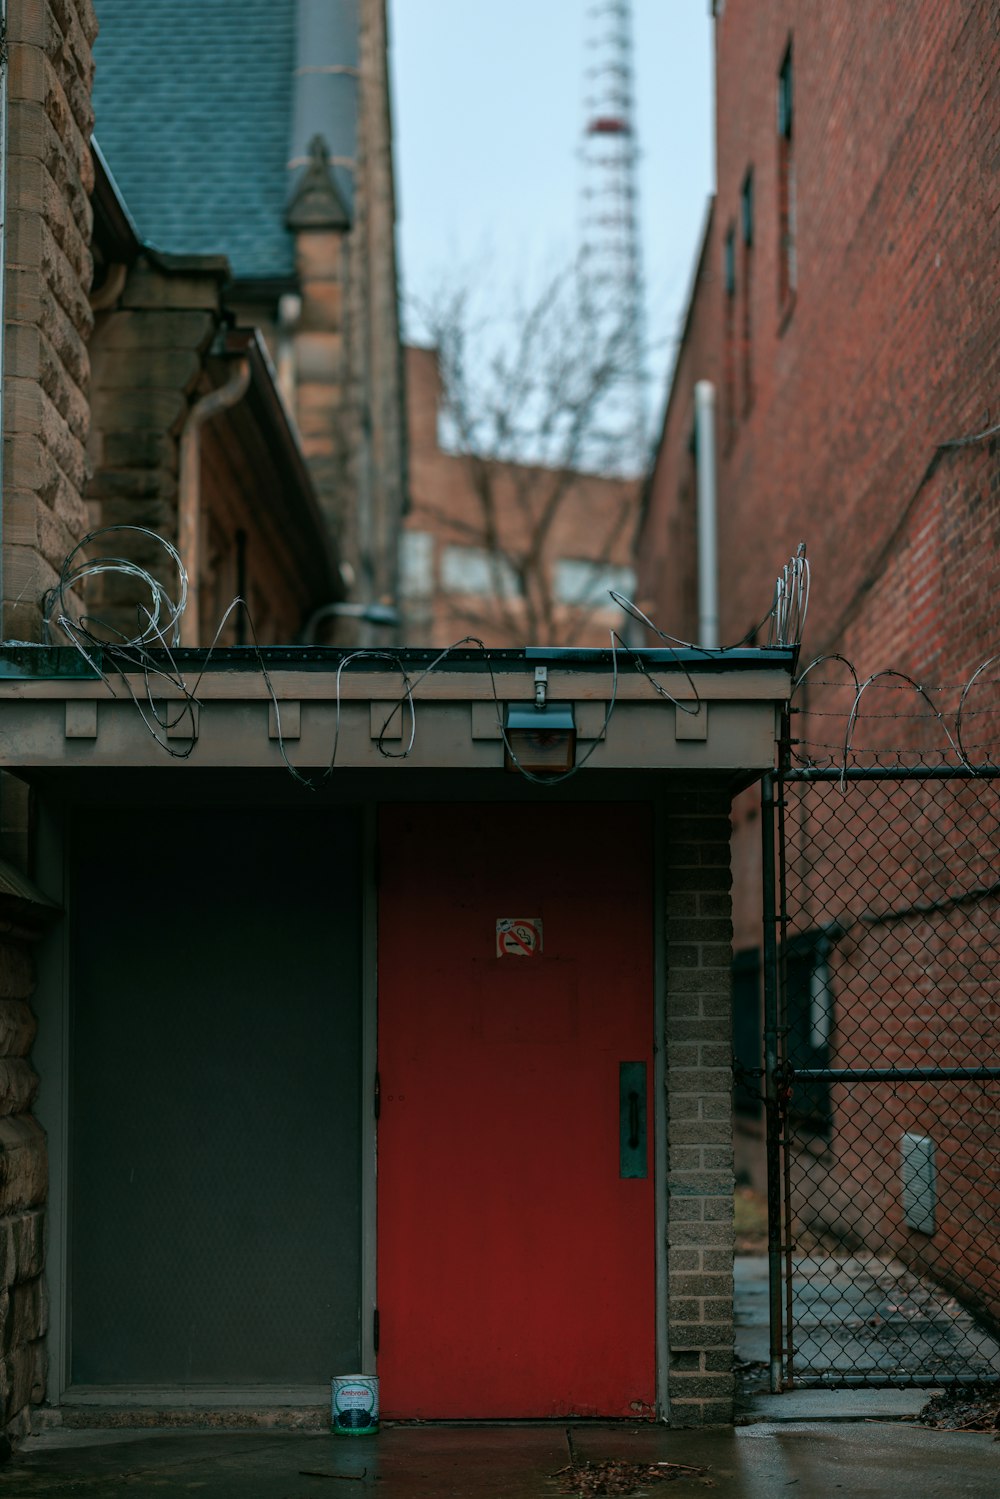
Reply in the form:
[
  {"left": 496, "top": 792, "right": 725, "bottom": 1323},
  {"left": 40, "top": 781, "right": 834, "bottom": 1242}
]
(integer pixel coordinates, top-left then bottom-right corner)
[
  {"left": 653, "top": 798, "right": 669, "bottom": 1417},
  {"left": 34, "top": 791, "right": 667, "bottom": 1413},
  {"left": 34, "top": 793, "right": 379, "bottom": 1405},
  {"left": 372, "top": 796, "right": 671, "bottom": 1419},
  {"left": 360, "top": 804, "right": 378, "bottom": 1375}
]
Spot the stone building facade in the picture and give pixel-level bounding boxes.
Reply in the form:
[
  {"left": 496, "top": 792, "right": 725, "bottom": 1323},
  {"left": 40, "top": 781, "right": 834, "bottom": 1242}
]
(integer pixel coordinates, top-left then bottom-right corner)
[
  {"left": 1, "top": 0, "right": 99, "bottom": 1445},
  {"left": 0, "top": 0, "right": 406, "bottom": 1444},
  {"left": 92, "top": 0, "right": 407, "bottom": 640}
]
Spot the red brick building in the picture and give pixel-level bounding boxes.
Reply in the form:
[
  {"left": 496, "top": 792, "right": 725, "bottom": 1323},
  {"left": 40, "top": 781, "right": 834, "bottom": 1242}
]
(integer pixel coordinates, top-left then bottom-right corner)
[
  {"left": 637, "top": 0, "right": 1000, "bottom": 1349},
  {"left": 402, "top": 345, "right": 639, "bottom": 648}
]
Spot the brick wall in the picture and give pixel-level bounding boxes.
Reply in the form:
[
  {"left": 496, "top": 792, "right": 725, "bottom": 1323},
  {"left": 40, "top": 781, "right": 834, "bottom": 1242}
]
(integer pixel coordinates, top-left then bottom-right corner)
[
  {"left": 640, "top": 1, "right": 1000, "bottom": 676},
  {"left": 638, "top": 208, "right": 717, "bottom": 643},
  {"left": 4, "top": 0, "right": 98, "bottom": 641},
  {"left": 663, "top": 781, "right": 735, "bottom": 1425},
  {"left": 639, "top": 1, "right": 1000, "bottom": 1349}
]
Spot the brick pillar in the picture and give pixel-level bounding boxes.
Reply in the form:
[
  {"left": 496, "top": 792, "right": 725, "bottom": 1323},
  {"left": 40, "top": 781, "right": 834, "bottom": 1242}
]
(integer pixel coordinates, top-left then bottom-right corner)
[{"left": 663, "top": 779, "right": 736, "bottom": 1425}]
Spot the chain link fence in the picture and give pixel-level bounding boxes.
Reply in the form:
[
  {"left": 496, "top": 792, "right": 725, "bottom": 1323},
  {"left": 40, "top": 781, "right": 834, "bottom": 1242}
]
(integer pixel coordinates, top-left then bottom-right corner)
[{"left": 766, "top": 765, "right": 1000, "bottom": 1388}]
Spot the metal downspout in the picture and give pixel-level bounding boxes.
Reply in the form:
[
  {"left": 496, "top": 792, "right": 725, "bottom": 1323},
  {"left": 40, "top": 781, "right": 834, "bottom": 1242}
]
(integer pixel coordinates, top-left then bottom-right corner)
[
  {"left": 694, "top": 379, "right": 718, "bottom": 649},
  {"left": 177, "top": 360, "right": 251, "bottom": 647}
]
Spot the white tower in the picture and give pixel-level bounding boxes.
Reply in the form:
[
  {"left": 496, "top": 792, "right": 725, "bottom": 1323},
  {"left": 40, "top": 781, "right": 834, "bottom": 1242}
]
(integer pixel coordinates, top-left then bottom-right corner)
[{"left": 581, "top": 0, "right": 646, "bottom": 471}]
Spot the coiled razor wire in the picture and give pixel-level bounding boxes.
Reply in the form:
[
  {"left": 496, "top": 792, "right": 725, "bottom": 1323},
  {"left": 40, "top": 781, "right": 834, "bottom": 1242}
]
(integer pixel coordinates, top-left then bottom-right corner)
[
  {"left": 42, "top": 526, "right": 203, "bottom": 755},
  {"left": 789, "top": 655, "right": 1000, "bottom": 781},
  {"left": 37, "top": 529, "right": 813, "bottom": 783},
  {"left": 44, "top": 526, "right": 188, "bottom": 652}
]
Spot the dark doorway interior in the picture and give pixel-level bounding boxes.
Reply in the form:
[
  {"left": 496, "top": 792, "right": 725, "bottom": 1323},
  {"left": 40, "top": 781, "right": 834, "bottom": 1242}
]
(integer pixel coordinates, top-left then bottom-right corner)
[{"left": 69, "top": 806, "right": 363, "bottom": 1386}]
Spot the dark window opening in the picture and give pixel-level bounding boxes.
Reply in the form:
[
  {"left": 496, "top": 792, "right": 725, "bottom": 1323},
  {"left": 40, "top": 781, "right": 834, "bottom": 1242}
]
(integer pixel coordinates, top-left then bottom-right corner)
[
  {"left": 777, "top": 42, "right": 793, "bottom": 138},
  {"left": 723, "top": 225, "right": 737, "bottom": 450},
  {"left": 740, "top": 169, "right": 754, "bottom": 247},
  {"left": 733, "top": 948, "right": 763, "bottom": 1118},
  {"left": 777, "top": 43, "right": 797, "bottom": 309},
  {"left": 740, "top": 170, "right": 754, "bottom": 414},
  {"left": 784, "top": 931, "right": 834, "bottom": 1134}
]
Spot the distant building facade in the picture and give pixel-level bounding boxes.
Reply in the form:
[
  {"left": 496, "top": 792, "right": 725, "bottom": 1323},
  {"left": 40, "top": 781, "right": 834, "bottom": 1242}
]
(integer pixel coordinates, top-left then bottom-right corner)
[{"left": 402, "top": 346, "right": 639, "bottom": 647}]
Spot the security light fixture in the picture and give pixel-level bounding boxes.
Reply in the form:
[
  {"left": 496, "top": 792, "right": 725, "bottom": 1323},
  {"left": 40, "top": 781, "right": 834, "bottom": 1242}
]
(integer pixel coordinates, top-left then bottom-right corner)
[{"left": 504, "top": 670, "right": 576, "bottom": 774}]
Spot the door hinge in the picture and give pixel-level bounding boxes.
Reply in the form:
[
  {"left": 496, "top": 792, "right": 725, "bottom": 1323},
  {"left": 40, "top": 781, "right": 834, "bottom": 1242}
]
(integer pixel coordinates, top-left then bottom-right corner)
[
  {"left": 374, "top": 1070, "right": 381, "bottom": 1120},
  {"left": 373, "top": 1307, "right": 380, "bottom": 1354}
]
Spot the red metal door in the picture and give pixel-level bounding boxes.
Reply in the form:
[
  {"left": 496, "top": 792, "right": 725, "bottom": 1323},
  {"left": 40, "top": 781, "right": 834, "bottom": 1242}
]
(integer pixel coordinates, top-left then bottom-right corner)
[{"left": 377, "top": 803, "right": 655, "bottom": 1418}]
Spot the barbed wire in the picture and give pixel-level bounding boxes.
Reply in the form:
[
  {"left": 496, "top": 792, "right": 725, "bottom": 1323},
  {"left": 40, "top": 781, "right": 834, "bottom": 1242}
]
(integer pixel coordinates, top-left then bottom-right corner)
[
  {"left": 789, "top": 651, "right": 1000, "bottom": 780},
  {"left": 39, "top": 528, "right": 808, "bottom": 783}
]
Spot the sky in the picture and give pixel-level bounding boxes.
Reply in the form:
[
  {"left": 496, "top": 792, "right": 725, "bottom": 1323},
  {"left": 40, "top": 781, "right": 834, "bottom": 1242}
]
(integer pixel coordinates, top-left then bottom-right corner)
[{"left": 388, "top": 0, "right": 715, "bottom": 432}]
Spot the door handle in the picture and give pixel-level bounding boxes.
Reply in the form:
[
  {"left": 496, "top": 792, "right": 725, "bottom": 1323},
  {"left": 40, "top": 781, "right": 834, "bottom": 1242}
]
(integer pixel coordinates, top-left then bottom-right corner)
[
  {"left": 619, "top": 1062, "right": 647, "bottom": 1178},
  {"left": 628, "top": 1091, "right": 640, "bottom": 1150}
]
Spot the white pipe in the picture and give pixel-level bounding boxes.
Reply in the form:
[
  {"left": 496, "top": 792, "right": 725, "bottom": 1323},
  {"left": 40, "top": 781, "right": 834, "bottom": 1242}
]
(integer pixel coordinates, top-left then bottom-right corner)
[
  {"left": 276, "top": 293, "right": 302, "bottom": 424},
  {"left": 694, "top": 379, "right": 719, "bottom": 649},
  {"left": 178, "top": 360, "right": 251, "bottom": 646}
]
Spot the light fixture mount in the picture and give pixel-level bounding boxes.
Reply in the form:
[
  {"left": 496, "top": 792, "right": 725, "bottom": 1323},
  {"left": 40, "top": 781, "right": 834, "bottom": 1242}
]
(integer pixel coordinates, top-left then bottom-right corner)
[{"left": 504, "top": 699, "right": 577, "bottom": 775}]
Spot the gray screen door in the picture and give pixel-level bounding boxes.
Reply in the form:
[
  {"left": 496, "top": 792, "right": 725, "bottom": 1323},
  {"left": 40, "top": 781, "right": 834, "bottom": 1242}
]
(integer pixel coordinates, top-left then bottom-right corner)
[{"left": 70, "top": 806, "right": 362, "bottom": 1386}]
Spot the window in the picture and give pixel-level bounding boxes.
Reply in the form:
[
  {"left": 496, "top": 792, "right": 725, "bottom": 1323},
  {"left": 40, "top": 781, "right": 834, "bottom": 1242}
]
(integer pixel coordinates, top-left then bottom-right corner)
[
  {"left": 740, "top": 169, "right": 755, "bottom": 414},
  {"left": 441, "top": 545, "right": 518, "bottom": 599},
  {"left": 735, "top": 933, "right": 834, "bottom": 1132},
  {"left": 399, "top": 531, "right": 434, "bottom": 600},
  {"left": 777, "top": 43, "right": 797, "bottom": 309},
  {"left": 723, "top": 226, "right": 737, "bottom": 450},
  {"left": 784, "top": 932, "right": 834, "bottom": 1133},
  {"left": 740, "top": 170, "right": 754, "bottom": 248},
  {"left": 553, "top": 559, "right": 635, "bottom": 608},
  {"left": 777, "top": 42, "right": 793, "bottom": 138}
]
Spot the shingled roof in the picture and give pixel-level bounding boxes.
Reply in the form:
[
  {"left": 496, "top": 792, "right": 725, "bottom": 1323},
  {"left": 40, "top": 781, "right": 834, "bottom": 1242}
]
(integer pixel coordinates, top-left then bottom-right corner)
[{"left": 93, "top": 0, "right": 299, "bottom": 281}]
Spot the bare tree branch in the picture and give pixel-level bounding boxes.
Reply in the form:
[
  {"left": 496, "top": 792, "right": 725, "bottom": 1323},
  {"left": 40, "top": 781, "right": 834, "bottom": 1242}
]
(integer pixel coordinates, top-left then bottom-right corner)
[{"left": 411, "top": 261, "right": 642, "bottom": 645}]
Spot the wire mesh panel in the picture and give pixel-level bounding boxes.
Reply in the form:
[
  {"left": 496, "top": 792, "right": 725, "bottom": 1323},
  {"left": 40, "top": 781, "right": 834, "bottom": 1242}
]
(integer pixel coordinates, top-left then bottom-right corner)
[{"left": 774, "top": 770, "right": 1000, "bottom": 1388}]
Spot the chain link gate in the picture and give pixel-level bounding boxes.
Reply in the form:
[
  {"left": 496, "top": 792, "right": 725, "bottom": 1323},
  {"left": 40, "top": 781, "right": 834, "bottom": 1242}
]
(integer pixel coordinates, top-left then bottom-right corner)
[{"left": 760, "top": 765, "right": 1000, "bottom": 1392}]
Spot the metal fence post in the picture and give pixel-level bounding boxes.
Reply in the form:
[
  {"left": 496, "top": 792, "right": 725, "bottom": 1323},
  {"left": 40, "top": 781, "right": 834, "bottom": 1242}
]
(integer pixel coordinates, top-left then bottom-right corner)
[{"left": 761, "top": 770, "right": 784, "bottom": 1393}]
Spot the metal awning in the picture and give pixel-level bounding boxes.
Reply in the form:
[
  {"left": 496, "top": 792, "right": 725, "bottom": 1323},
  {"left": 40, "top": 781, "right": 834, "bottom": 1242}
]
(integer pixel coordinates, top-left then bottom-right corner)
[{"left": 0, "top": 645, "right": 794, "bottom": 777}]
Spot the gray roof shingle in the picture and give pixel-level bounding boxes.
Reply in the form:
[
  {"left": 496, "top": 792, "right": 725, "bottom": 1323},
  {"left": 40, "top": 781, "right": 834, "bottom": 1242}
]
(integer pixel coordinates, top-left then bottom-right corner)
[{"left": 93, "top": 0, "right": 298, "bottom": 281}]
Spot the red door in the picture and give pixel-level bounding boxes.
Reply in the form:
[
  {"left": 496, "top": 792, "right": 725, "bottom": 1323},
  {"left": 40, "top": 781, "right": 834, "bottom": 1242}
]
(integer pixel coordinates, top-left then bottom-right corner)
[{"left": 377, "top": 803, "right": 655, "bottom": 1418}]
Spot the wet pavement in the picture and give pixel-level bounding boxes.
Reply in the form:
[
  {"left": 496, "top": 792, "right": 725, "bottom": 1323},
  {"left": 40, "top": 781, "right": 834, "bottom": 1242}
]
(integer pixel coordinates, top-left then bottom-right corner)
[
  {"left": 735, "top": 1251, "right": 1000, "bottom": 1387},
  {"left": 4, "top": 1419, "right": 1000, "bottom": 1498},
  {"left": 6, "top": 1254, "right": 999, "bottom": 1496}
]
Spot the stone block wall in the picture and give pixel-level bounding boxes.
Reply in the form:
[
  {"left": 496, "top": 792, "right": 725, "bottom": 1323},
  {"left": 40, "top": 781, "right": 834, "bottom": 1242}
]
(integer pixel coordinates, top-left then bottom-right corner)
[
  {"left": 84, "top": 267, "right": 223, "bottom": 639},
  {"left": 0, "top": 922, "right": 47, "bottom": 1449},
  {"left": 1, "top": 0, "right": 98, "bottom": 1447},
  {"left": 663, "top": 780, "right": 736, "bottom": 1425},
  {"left": 4, "top": 0, "right": 98, "bottom": 641}
]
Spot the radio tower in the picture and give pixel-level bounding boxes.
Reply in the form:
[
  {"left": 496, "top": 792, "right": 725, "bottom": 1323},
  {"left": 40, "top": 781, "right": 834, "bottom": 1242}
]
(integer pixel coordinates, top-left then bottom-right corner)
[{"left": 581, "top": 0, "right": 646, "bottom": 471}]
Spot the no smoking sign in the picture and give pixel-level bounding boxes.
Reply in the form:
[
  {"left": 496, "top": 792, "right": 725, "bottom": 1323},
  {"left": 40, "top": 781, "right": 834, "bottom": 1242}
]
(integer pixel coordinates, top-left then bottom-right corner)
[{"left": 496, "top": 917, "right": 543, "bottom": 957}]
